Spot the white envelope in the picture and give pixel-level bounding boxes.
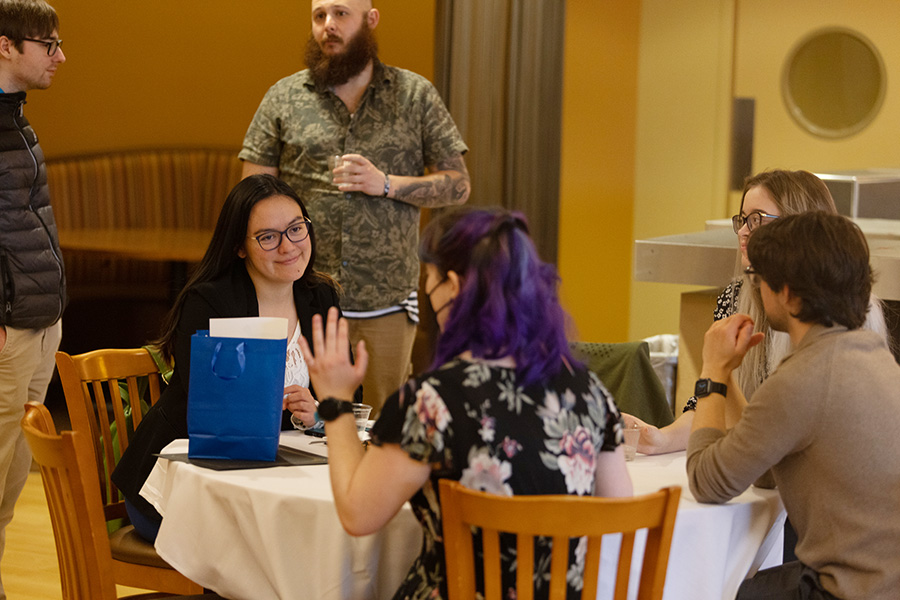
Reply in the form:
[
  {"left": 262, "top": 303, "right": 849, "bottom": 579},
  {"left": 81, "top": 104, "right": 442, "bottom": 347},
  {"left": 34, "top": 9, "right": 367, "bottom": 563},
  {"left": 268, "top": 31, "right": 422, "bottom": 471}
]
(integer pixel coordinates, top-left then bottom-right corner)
[{"left": 208, "top": 317, "right": 288, "bottom": 340}]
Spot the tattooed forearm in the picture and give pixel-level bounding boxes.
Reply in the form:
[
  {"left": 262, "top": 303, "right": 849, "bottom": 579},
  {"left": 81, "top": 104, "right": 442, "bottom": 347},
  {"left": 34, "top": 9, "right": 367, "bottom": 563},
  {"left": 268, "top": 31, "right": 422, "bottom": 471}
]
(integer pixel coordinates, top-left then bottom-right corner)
[{"left": 389, "top": 154, "right": 471, "bottom": 208}]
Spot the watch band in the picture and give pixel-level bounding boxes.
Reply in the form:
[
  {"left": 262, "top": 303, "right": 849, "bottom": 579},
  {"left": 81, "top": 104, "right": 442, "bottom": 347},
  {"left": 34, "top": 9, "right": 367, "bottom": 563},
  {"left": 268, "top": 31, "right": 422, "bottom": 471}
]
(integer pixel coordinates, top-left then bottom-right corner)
[
  {"left": 382, "top": 173, "right": 391, "bottom": 197},
  {"left": 315, "top": 398, "right": 355, "bottom": 422},
  {"left": 694, "top": 378, "right": 728, "bottom": 399}
]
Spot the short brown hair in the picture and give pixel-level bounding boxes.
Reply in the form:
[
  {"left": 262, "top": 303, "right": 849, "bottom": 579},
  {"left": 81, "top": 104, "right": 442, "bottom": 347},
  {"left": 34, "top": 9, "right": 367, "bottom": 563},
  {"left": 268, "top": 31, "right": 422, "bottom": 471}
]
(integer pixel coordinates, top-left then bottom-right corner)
[
  {"left": 0, "top": 0, "right": 59, "bottom": 52},
  {"left": 747, "top": 212, "right": 873, "bottom": 329}
]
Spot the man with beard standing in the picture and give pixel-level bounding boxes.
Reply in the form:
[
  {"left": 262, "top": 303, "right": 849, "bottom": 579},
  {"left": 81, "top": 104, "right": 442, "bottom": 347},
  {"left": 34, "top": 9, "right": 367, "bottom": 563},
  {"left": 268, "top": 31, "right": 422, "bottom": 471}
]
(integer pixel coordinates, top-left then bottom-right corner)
[{"left": 240, "top": 0, "right": 469, "bottom": 416}]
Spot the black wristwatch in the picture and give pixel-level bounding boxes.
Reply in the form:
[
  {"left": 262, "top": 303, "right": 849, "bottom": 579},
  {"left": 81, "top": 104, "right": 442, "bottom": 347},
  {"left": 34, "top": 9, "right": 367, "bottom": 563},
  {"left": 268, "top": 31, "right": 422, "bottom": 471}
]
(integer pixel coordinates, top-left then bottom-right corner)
[
  {"left": 315, "top": 398, "right": 355, "bottom": 422},
  {"left": 694, "top": 378, "right": 728, "bottom": 399}
]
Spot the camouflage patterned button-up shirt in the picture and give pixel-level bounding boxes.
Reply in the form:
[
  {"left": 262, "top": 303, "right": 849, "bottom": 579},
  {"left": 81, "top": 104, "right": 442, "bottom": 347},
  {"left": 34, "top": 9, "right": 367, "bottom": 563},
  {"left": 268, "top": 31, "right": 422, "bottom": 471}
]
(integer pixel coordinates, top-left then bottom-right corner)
[{"left": 239, "top": 62, "right": 468, "bottom": 311}]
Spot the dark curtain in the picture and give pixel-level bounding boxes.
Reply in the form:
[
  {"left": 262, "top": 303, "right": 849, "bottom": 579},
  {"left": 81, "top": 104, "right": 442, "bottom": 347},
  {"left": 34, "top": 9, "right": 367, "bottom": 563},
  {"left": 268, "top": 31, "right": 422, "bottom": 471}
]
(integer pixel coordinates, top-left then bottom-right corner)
[
  {"left": 414, "top": 0, "right": 566, "bottom": 373},
  {"left": 433, "top": 0, "right": 566, "bottom": 265}
]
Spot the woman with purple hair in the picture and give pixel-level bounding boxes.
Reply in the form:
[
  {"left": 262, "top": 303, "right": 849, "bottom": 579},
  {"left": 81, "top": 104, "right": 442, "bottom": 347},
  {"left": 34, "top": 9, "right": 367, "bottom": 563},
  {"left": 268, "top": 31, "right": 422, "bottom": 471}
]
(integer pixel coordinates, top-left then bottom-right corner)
[{"left": 300, "top": 206, "right": 633, "bottom": 600}]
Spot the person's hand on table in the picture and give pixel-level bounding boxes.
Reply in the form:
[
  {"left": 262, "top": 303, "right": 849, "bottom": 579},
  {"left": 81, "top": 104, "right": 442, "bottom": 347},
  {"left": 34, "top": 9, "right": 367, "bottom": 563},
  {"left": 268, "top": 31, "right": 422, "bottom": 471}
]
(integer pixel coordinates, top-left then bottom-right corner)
[
  {"left": 283, "top": 385, "right": 317, "bottom": 428},
  {"left": 622, "top": 413, "right": 666, "bottom": 455},
  {"left": 622, "top": 412, "right": 696, "bottom": 455},
  {"left": 299, "top": 307, "right": 368, "bottom": 401}
]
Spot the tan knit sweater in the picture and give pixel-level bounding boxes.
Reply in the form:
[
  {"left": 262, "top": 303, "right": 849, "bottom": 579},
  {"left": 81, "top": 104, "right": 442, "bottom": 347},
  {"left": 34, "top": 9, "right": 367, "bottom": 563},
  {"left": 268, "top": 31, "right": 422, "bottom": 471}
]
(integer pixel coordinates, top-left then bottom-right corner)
[{"left": 687, "top": 324, "right": 900, "bottom": 600}]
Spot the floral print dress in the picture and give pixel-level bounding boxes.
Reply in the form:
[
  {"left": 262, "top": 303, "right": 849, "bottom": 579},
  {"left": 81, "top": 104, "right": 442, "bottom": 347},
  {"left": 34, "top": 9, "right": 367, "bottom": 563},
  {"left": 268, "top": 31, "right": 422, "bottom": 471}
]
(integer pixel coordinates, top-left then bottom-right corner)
[
  {"left": 714, "top": 280, "right": 742, "bottom": 321},
  {"left": 369, "top": 358, "right": 624, "bottom": 600}
]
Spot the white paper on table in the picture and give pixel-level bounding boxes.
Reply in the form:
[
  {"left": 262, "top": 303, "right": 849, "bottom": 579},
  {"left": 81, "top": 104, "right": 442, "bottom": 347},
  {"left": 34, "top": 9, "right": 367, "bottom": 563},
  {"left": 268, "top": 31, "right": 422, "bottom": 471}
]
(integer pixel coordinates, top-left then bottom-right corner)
[{"left": 209, "top": 317, "right": 288, "bottom": 340}]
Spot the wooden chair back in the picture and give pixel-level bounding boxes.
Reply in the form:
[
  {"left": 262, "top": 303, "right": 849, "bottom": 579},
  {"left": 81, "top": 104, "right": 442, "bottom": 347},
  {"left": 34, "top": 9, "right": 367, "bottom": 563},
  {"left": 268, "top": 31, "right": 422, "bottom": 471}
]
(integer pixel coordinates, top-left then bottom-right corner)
[
  {"left": 439, "top": 480, "right": 681, "bottom": 600},
  {"left": 55, "top": 349, "right": 204, "bottom": 594},
  {"left": 22, "top": 403, "right": 222, "bottom": 600},
  {"left": 55, "top": 348, "right": 164, "bottom": 520},
  {"left": 21, "top": 402, "right": 123, "bottom": 600}
]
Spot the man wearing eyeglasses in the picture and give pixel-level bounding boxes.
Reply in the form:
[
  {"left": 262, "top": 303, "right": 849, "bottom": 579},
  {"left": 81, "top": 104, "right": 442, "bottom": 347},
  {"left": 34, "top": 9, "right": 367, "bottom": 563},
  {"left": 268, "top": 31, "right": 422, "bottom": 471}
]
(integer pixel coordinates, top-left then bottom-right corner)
[
  {"left": 240, "top": 0, "right": 470, "bottom": 416},
  {"left": 687, "top": 213, "right": 900, "bottom": 599},
  {"left": 0, "top": 2, "right": 66, "bottom": 596}
]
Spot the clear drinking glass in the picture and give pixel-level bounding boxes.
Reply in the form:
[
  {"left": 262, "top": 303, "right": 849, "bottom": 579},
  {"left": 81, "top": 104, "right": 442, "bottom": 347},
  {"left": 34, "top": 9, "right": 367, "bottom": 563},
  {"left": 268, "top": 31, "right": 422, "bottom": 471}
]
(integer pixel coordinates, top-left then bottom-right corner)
[
  {"left": 622, "top": 426, "right": 641, "bottom": 461},
  {"left": 327, "top": 155, "right": 344, "bottom": 184}
]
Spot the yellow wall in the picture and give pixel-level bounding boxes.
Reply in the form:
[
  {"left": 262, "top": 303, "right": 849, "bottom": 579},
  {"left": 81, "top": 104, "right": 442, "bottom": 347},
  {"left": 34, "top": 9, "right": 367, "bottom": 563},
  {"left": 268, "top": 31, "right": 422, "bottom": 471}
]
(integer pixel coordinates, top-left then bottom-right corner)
[
  {"left": 33, "top": 1, "right": 899, "bottom": 346},
  {"left": 628, "top": 0, "right": 900, "bottom": 342},
  {"left": 734, "top": 0, "right": 900, "bottom": 174},
  {"left": 27, "top": 0, "right": 435, "bottom": 157},
  {"left": 33, "top": 0, "right": 645, "bottom": 345},
  {"left": 628, "top": 0, "right": 736, "bottom": 341},
  {"left": 558, "top": 1, "right": 640, "bottom": 343}
]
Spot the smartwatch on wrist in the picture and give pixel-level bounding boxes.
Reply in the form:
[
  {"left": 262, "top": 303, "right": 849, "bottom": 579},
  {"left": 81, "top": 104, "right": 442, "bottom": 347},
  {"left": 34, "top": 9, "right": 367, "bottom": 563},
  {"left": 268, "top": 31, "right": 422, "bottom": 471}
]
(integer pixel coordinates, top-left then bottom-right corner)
[
  {"left": 684, "top": 379, "right": 727, "bottom": 413},
  {"left": 316, "top": 398, "right": 355, "bottom": 422},
  {"left": 694, "top": 378, "right": 728, "bottom": 399}
]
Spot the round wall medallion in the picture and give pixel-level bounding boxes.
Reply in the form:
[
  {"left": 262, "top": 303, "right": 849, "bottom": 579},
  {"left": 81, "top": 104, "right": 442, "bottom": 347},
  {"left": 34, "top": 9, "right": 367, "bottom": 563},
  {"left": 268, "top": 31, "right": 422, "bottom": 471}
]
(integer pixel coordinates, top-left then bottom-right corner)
[{"left": 782, "top": 27, "right": 886, "bottom": 139}]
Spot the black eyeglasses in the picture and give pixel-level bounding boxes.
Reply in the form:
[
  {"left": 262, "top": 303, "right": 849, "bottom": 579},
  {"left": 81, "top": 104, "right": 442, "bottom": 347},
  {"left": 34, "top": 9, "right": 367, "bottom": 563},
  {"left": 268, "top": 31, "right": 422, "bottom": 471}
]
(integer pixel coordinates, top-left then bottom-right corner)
[
  {"left": 22, "top": 37, "right": 63, "bottom": 56},
  {"left": 744, "top": 266, "right": 761, "bottom": 288},
  {"left": 249, "top": 219, "right": 312, "bottom": 251},
  {"left": 731, "top": 211, "right": 779, "bottom": 234}
]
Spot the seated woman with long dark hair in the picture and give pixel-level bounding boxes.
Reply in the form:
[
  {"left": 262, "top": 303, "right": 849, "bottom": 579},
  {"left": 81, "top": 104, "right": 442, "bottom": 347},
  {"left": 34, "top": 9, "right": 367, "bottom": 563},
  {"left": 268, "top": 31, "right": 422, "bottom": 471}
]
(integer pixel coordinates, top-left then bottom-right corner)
[
  {"left": 112, "top": 174, "right": 360, "bottom": 542},
  {"left": 301, "top": 207, "right": 632, "bottom": 600}
]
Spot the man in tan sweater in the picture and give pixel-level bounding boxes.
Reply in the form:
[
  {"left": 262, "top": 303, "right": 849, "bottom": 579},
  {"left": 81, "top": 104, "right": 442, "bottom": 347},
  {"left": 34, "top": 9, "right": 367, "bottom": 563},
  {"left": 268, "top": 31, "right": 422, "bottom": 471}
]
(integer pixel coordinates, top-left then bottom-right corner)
[{"left": 686, "top": 212, "right": 900, "bottom": 600}]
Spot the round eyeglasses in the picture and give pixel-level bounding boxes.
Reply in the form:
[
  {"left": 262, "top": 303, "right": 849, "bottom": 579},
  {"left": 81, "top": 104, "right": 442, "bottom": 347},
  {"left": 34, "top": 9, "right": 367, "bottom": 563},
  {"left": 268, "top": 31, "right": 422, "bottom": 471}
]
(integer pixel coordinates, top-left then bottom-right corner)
[
  {"left": 249, "top": 219, "right": 312, "bottom": 251},
  {"left": 731, "top": 211, "right": 779, "bottom": 234},
  {"left": 22, "top": 37, "right": 63, "bottom": 56}
]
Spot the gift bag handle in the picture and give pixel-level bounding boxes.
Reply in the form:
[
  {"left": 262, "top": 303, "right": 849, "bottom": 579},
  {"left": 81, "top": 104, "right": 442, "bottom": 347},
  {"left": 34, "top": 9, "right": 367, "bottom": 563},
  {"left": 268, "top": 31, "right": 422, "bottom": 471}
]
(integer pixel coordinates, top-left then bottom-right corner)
[{"left": 210, "top": 341, "right": 247, "bottom": 381}]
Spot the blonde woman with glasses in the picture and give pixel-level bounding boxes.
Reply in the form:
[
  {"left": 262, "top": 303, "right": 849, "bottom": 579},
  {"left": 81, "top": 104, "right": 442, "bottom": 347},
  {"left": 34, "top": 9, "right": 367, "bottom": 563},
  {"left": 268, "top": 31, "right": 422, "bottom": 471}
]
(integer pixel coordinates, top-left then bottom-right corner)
[{"left": 624, "top": 169, "right": 889, "bottom": 453}]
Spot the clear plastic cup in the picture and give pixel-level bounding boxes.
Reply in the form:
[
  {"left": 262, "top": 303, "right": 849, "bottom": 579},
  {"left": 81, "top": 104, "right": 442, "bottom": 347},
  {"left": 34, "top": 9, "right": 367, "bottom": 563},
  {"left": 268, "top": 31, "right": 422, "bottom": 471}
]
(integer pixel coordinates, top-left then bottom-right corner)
[{"left": 351, "top": 404, "right": 373, "bottom": 432}]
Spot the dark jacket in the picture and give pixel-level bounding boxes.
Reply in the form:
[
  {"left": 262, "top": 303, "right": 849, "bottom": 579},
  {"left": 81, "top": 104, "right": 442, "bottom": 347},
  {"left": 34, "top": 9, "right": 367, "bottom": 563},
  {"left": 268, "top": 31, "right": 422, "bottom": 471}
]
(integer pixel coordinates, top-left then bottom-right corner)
[
  {"left": 0, "top": 91, "right": 66, "bottom": 329},
  {"left": 112, "top": 262, "right": 360, "bottom": 515}
]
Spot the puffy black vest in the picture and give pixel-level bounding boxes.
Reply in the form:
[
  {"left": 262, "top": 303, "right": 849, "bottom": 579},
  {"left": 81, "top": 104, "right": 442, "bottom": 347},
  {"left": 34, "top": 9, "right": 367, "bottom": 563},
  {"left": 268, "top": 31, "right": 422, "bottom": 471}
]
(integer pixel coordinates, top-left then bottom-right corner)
[{"left": 0, "top": 91, "right": 66, "bottom": 329}]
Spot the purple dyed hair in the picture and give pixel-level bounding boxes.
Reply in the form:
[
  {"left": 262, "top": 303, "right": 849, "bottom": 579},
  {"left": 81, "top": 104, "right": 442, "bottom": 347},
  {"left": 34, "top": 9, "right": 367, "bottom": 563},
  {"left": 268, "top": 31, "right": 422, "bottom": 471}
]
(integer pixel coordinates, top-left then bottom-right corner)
[{"left": 419, "top": 207, "right": 579, "bottom": 386}]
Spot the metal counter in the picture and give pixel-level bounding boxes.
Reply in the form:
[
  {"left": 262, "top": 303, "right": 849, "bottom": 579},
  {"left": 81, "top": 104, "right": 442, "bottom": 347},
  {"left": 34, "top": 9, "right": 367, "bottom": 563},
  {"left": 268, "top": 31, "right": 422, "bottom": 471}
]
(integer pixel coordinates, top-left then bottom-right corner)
[{"left": 634, "top": 218, "right": 900, "bottom": 300}]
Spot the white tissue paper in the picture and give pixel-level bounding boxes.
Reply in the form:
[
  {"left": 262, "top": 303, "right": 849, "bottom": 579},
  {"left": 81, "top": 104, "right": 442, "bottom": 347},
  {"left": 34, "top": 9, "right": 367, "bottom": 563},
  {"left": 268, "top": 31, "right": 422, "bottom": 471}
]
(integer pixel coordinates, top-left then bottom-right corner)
[{"left": 209, "top": 317, "right": 288, "bottom": 340}]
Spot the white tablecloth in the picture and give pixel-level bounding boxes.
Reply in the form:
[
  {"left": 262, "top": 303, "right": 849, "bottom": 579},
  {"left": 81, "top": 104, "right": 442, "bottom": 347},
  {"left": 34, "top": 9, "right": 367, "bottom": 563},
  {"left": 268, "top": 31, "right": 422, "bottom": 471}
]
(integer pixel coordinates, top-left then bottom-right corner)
[
  {"left": 612, "top": 452, "right": 785, "bottom": 600},
  {"left": 142, "top": 434, "right": 784, "bottom": 600}
]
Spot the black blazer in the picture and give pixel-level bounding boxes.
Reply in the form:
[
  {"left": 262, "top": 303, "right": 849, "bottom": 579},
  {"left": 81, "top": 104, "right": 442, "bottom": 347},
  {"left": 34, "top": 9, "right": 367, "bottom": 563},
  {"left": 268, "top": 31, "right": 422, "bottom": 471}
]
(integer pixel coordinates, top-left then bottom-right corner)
[{"left": 112, "top": 262, "right": 360, "bottom": 515}]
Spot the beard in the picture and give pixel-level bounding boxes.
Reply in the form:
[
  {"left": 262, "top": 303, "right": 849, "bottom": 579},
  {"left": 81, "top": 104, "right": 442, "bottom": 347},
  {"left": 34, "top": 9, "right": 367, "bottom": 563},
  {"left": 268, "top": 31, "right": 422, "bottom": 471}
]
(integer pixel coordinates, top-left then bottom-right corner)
[{"left": 305, "top": 21, "right": 379, "bottom": 87}]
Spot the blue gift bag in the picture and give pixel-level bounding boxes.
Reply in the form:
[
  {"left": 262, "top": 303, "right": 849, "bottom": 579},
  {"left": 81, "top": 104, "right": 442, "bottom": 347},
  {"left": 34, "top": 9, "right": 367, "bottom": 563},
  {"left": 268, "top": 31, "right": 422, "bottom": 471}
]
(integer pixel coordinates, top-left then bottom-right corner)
[{"left": 187, "top": 330, "right": 287, "bottom": 461}]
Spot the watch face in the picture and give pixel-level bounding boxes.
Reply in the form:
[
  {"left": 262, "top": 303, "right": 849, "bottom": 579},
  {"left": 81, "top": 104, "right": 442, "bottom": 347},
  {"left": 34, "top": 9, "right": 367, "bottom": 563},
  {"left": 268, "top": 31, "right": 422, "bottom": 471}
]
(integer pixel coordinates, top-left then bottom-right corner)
[
  {"left": 318, "top": 401, "right": 336, "bottom": 421},
  {"left": 694, "top": 379, "right": 726, "bottom": 398}
]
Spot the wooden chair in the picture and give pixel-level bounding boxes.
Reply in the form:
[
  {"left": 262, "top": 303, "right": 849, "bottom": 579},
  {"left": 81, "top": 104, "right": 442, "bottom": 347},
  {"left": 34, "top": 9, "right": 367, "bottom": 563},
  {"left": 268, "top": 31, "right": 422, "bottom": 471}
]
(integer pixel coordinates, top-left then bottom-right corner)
[
  {"left": 439, "top": 480, "right": 681, "bottom": 600},
  {"left": 55, "top": 349, "right": 203, "bottom": 595},
  {"left": 21, "top": 402, "right": 222, "bottom": 600}
]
